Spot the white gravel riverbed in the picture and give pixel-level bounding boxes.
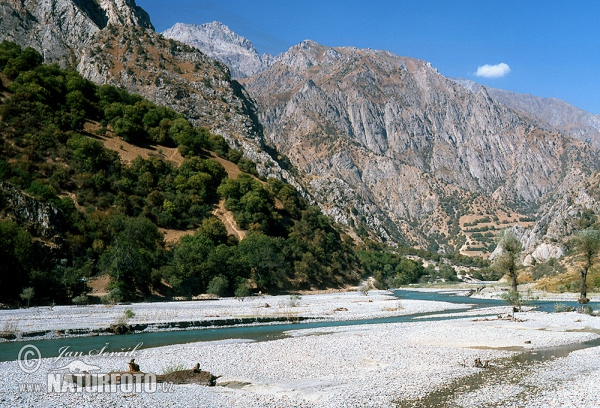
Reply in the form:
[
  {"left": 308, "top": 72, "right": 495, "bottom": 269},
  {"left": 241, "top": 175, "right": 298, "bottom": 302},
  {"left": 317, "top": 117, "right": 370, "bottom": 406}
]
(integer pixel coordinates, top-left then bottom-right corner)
[
  {"left": 0, "top": 290, "right": 467, "bottom": 337},
  {"left": 0, "top": 291, "right": 599, "bottom": 407}
]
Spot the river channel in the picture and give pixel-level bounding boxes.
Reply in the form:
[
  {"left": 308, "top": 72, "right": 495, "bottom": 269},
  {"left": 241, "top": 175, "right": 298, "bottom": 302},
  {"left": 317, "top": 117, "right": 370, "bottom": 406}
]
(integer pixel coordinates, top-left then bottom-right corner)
[{"left": 0, "top": 289, "right": 595, "bottom": 364}]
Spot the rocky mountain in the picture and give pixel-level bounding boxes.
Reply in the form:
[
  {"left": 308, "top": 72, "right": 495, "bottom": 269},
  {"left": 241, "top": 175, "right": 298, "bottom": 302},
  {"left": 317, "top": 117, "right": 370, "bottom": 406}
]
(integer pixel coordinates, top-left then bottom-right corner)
[
  {"left": 0, "top": 0, "right": 153, "bottom": 65},
  {"left": 241, "top": 40, "right": 599, "bottom": 248},
  {"left": 0, "top": 0, "right": 302, "bottom": 196},
  {"left": 454, "top": 79, "right": 600, "bottom": 149},
  {"left": 162, "top": 22, "right": 274, "bottom": 79},
  {"left": 2, "top": 2, "right": 599, "bottom": 254},
  {"left": 506, "top": 170, "right": 600, "bottom": 265}
]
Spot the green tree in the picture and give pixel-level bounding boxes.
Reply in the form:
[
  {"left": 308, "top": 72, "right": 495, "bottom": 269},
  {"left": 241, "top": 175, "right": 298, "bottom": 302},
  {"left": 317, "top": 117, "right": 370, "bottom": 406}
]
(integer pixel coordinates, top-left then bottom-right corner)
[
  {"left": 206, "top": 276, "right": 229, "bottom": 297},
  {"left": 570, "top": 227, "right": 600, "bottom": 302},
  {"left": 20, "top": 287, "right": 35, "bottom": 307},
  {"left": 99, "top": 216, "right": 164, "bottom": 298},
  {"left": 0, "top": 220, "right": 33, "bottom": 302},
  {"left": 494, "top": 230, "right": 523, "bottom": 292},
  {"left": 171, "top": 232, "right": 216, "bottom": 295},
  {"left": 238, "top": 233, "right": 289, "bottom": 291}
]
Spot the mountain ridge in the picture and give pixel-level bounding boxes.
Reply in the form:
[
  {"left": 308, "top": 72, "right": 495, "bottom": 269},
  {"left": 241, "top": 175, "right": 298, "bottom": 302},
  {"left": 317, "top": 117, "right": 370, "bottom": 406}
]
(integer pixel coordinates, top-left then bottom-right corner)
[
  {"left": 240, "top": 39, "right": 598, "bottom": 249},
  {"left": 162, "top": 21, "right": 274, "bottom": 79},
  {"left": 453, "top": 78, "right": 600, "bottom": 149},
  {"left": 2, "top": 5, "right": 600, "bottom": 257}
]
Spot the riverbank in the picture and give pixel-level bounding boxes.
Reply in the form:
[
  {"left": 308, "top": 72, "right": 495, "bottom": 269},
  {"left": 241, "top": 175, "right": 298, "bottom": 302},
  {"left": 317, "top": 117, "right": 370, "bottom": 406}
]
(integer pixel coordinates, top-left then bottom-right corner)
[
  {"left": 0, "top": 305, "right": 598, "bottom": 407},
  {"left": 0, "top": 290, "right": 468, "bottom": 342},
  {"left": 402, "top": 284, "right": 600, "bottom": 303}
]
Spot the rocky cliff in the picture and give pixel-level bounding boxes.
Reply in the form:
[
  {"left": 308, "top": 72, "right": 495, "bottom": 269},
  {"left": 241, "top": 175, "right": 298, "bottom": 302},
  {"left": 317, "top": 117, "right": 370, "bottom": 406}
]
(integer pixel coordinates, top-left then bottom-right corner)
[
  {"left": 162, "top": 22, "right": 274, "bottom": 79},
  {"left": 507, "top": 170, "right": 600, "bottom": 265},
  {"left": 241, "top": 40, "right": 599, "bottom": 247},
  {"left": 0, "top": 0, "right": 152, "bottom": 65},
  {"left": 0, "top": 182, "right": 65, "bottom": 239},
  {"left": 454, "top": 78, "right": 600, "bottom": 149}
]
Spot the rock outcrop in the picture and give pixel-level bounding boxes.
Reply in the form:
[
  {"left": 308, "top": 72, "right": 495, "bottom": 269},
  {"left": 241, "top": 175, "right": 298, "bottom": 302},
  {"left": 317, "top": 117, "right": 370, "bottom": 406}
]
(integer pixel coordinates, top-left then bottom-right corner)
[
  {"left": 162, "top": 22, "right": 274, "bottom": 79},
  {"left": 0, "top": 0, "right": 152, "bottom": 65},
  {"left": 514, "top": 171, "right": 600, "bottom": 264},
  {"left": 0, "top": 182, "right": 66, "bottom": 239}
]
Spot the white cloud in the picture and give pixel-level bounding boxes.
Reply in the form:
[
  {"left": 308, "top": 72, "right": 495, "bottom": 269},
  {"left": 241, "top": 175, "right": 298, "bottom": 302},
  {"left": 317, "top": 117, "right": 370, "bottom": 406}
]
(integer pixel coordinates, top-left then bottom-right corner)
[{"left": 476, "top": 63, "right": 511, "bottom": 78}]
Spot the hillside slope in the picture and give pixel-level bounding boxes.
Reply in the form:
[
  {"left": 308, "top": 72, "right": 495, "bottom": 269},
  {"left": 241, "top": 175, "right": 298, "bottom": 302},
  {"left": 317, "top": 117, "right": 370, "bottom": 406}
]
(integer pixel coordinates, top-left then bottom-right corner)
[
  {"left": 0, "top": 46, "right": 360, "bottom": 305},
  {"left": 453, "top": 78, "right": 600, "bottom": 149}
]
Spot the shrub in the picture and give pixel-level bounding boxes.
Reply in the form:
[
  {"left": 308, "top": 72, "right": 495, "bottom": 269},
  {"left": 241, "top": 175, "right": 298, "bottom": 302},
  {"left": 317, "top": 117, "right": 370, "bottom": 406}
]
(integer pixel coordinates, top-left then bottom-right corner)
[
  {"left": 162, "top": 362, "right": 186, "bottom": 374},
  {"left": 71, "top": 295, "right": 89, "bottom": 306},
  {"left": 19, "top": 287, "right": 34, "bottom": 307},
  {"left": 206, "top": 276, "right": 229, "bottom": 297},
  {"left": 554, "top": 303, "right": 575, "bottom": 313},
  {"left": 234, "top": 281, "right": 251, "bottom": 300},
  {"left": 101, "top": 288, "right": 123, "bottom": 305}
]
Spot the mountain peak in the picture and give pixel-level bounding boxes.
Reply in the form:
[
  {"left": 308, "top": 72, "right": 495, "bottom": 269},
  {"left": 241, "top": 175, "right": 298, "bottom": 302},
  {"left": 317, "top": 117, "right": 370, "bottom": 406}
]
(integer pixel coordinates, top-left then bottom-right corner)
[
  {"left": 94, "top": 0, "right": 154, "bottom": 29},
  {"left": 162, "top": 21, "right": 273, "bottom": 78},
  {"left": 0, "top": 0, "right": 153, "bottom": 64}
]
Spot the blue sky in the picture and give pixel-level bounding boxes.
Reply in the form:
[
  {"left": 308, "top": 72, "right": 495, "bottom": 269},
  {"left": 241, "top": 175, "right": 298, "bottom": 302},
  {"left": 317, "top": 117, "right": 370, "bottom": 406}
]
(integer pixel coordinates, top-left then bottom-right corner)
[{"left": 136, "top": 1, "right": 600, "bottom": 114}]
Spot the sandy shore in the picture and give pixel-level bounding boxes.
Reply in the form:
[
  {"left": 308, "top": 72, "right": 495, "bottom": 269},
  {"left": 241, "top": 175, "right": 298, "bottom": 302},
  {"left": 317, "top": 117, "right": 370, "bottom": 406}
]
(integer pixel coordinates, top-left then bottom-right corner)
[{"left": 0, "top": 290, "right": 599, "bottom": 407}]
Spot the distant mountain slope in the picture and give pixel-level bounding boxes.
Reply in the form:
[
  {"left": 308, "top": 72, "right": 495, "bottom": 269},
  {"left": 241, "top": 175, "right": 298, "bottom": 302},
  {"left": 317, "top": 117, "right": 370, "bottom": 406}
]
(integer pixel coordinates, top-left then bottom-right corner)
[
  {"left": 162, "top": 22, "right": 274, "bottom": 79},
  {"left": 513, "top": 170, "right": 600, "bottom": 265},
  {"left": 241, "top": 40, "right": 599, "bottom": 248},
  {"left": 453, "top": 78, "right": 600, "bottom": 148},
  {"left": 4, "top": 4, "right": 600, "bottom": 254}
]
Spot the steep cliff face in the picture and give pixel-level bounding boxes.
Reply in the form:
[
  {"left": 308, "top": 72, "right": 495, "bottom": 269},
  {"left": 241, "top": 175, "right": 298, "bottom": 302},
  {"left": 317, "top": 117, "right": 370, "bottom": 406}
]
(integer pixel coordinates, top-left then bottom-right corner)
[
  {"left": 454, "top": 78, "right": 600, "bottom": 149},
  {"left": 0, "top": 0, "right": 152, "bottom": 65},
  {"left": 0, "top": 183, "right": 65, "bottom": 239},
  {"left": 511, "top": 171, "right": 600, "bottom": 264},
  {"left": 162, "top": 22, "right": 274, "bottom": 79},
  {"left": 242, "top": 40, "right": 598, "bottom": 246}
]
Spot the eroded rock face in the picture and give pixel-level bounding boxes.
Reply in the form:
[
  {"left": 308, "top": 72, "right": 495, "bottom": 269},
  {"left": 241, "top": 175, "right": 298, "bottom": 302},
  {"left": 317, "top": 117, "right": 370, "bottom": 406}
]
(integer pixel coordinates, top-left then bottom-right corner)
[
  {"left": 516, "top": 171, "right": 600, "bottom": 263},
  {"left": 0, "top": 0, "right": 152, "bottom": 65},
  {"left": 242, "top": 40, "right": 599, "bottom": 244},
  {"left": 0, "top": 183, "right": 65, "bottom": 238},
  {"left": 162, "top": 22, "right": 274, "bottom": 79},
  {"left": 454, "top": 79, "right": 600, "bottom": 149}
]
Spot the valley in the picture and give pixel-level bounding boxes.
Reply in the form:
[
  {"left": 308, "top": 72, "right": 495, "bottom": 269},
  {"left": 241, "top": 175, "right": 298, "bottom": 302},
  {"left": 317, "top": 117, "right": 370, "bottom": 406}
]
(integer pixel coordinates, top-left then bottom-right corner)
[{"left": 1, "top": 1, "right": 600, "bottom": 406}]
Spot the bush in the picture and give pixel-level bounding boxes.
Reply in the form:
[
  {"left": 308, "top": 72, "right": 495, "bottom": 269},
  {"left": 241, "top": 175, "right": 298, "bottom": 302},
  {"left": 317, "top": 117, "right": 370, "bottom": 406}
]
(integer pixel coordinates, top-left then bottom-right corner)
[
  {"left": 20, "top": 287, "right": 34, "bottom": 307},
  {"left": 581, "top": 305, "right": 594, "bottom": 316},
  {"left": 554, "top": 303, "right": 575, "bottom": 313},
  {"left": 162, "top": 363, "right": 186, "bottom": 375},
  {"left": 206, "top": 276, "right": 229, "bottom": 297},
  {"left": 71, "top": 295, "right": 89, "bottom": 306},
  {"left": 101, "top": 288, "right": 123, "bottom": 305},
  {"left": 234, "top": 281, "right": 251, "bottom": 299}
]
